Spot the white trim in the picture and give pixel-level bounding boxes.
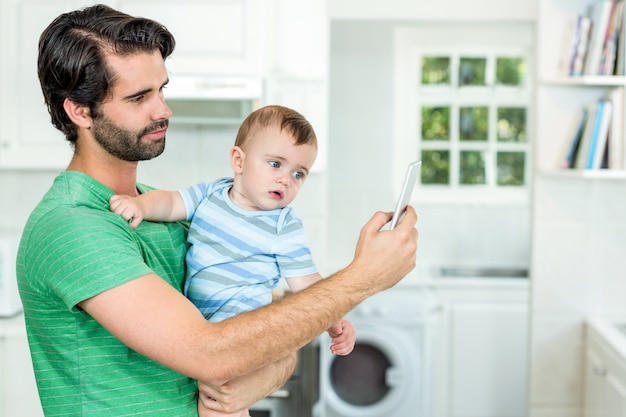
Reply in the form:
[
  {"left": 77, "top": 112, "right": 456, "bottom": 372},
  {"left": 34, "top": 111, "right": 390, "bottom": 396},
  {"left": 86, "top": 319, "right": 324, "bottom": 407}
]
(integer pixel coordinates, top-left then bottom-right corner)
[{"left": 393, "top": 23, "right": 534, "bottom": 205}]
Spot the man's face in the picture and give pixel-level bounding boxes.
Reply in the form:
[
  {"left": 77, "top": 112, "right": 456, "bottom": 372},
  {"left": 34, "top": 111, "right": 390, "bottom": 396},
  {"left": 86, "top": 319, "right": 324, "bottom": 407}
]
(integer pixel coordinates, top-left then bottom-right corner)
[
  {"left": 92, "top": 50, "right": 172, "bottom": 161},
  {"left": 91, "top": 108, "right": 168, "bottom": 161}
]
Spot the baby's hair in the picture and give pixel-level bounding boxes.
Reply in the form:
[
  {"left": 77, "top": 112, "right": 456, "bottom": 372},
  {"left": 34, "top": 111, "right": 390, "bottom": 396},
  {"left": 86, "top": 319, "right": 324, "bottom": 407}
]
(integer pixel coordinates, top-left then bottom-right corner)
[{"left": 235, "top": 105, "right": 317, "bottom": 149}]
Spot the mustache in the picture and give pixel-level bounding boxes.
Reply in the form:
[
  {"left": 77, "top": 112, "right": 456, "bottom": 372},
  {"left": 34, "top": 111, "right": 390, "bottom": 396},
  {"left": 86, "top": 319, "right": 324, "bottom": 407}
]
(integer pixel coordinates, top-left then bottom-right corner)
[{"left": 139, "top": 119, "right": 169, "bottom": 137}]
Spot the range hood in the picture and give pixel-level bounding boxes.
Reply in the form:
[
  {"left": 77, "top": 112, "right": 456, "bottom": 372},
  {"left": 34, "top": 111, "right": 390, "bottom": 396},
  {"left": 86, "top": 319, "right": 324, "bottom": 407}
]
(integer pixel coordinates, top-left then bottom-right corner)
[{"left": 165, "top": 75, "right": 263, "bottom": 125}]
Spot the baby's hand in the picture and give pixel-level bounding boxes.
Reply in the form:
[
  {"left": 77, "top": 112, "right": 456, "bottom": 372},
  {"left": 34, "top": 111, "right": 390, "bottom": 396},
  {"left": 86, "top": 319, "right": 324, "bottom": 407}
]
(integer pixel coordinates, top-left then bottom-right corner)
[
  {"left": 110, "top": 194, "right": 144, "bottom": 229},
  {"left": 327, "top": 318, "right": 356, "bottom": 356}
]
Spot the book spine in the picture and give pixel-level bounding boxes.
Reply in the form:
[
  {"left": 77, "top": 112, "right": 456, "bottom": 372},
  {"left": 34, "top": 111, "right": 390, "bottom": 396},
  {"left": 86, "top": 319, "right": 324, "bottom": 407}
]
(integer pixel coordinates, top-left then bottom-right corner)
[
  {"left": 585, "top": 100, "right": 605, "bottom": 168},
  {"left": 572, "top": 17, "right": 593, "bottom": 75},
  {"left": 563, "top": 107, "right": 588, "bottom": 168},
  {"left": 585, "top": 0, "right": 615, "bottom": 75},
  {"left": 609, "top": 87, "right": 624, "bottom": 169}
]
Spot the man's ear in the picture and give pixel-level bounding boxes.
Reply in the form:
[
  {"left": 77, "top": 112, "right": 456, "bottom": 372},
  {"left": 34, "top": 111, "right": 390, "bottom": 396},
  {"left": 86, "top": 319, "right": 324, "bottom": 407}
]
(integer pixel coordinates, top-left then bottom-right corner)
[
  {"left": 63, "top": 98, "right": 92, "bottom": 129},
  {"left": 230, "top": 146, "right": 245, "bottom": 174}
]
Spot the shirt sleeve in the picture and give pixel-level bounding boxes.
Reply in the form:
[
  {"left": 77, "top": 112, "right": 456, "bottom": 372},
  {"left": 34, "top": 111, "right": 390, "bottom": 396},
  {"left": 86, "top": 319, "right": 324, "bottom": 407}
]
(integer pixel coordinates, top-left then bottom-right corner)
[
  {"left": 274, "top": 208, "right": 318, "bottom": 278},
  {"left": 179, "top": 178, "right": 234, "bottom": 221},
  {"left": 23, "top": 206, "right": 154, "bottom": 311}
]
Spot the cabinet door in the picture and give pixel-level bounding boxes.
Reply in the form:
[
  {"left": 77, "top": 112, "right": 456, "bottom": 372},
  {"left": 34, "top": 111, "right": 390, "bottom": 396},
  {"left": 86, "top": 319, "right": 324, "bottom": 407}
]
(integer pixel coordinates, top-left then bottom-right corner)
[
  {"left": 3, "top": 330, "right": 44, "bottom": 417},
  {"left": 0, "top": 0, "right": 268, "bottom": 169},
  {"left": 605, "top": 372, "right": 626, "bottom": 417},
  {"left": 585, "top": 346, "right": 626, "bottom": 417},
  {"left": 449, "top": 303, "right": 529, "bottom": 417},
  {"left": 585, "top": 349, "right": 607, "bottom": 417},
  {"left": 0, "top": 0, "right": 77, "bottom": 169},
  {"left": 114, "top": 0, "right": 266, "bottom": 76}
]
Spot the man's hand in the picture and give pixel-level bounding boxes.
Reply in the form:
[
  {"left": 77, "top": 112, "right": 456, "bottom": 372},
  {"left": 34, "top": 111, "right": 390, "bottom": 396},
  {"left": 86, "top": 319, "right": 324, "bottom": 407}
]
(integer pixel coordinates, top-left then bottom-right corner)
[
  {"left": 350, "top": 206, "right": 418, "bottom": 294},
  {"left": 197, "top": 352, "right": 297, "bottom": 414}
]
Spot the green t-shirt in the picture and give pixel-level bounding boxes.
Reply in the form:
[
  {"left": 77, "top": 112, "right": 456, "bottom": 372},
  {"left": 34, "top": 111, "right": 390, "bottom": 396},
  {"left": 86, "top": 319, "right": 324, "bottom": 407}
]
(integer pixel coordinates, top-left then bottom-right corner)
[{"left": 16, "top": 171, "right": 198, "bottom": 416}]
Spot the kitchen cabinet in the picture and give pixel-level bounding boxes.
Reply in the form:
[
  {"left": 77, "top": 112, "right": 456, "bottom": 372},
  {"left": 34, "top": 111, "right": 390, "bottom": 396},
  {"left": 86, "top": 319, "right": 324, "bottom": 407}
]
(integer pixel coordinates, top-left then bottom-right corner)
[
  {"left": 0, "top": 0, "right": 270, "bottom": 170},
  {"left": 263, "top": 0, "right": 329, "bottom": 171},
  {"left": 113, "top": 0, "right": 268, "bottom": 77},
  {"left": 0, "top": 315, "right": 43, "bottom": 417},
  {"left": 0, "top": 0, "right": 329, "bottom": 171},
  {"left": 0, "top": 0, "right": 78, "bottom": 169},
  {"left": 584, "top": 321, "right": 626, "bottom": 417},
  {"left": 429, "top": 280, "right": 529, "bottom": 417}
]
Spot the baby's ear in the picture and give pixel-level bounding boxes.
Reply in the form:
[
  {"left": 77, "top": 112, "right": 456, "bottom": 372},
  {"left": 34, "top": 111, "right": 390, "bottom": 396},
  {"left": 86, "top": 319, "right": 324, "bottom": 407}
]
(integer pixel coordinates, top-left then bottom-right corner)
[{"left": 230, "top": 146, "right": 245, "bottom": 173}]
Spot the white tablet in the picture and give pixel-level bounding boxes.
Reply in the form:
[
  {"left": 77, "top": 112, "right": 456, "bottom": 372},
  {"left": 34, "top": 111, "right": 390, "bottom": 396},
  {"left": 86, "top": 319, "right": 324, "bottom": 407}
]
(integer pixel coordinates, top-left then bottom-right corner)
[{"left": 389, "top": 160, "right": 421, "bottom": 229}]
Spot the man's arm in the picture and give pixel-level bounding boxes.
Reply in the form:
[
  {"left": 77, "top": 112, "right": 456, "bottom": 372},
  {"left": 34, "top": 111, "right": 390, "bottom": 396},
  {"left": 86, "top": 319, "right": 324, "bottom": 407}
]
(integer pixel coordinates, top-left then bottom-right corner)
[
  {"left": 197, "top": 353, "right": 297, "bottom": 414},
  {"left": 80, "top": 207, "right": 417, "bottom": 397}
]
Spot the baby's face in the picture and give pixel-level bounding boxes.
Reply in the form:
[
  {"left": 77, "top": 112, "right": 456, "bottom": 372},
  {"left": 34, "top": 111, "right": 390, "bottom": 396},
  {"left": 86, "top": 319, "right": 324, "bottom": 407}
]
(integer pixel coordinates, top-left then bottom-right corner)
[{"left": 231, "top": 125, "right": 317, "bottom": 211}]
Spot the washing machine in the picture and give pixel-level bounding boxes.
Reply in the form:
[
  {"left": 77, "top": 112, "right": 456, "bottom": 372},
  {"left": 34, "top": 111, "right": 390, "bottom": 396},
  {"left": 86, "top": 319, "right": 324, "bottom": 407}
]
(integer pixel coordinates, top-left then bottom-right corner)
[{"left": 316, "top": 287, "right": 438, "bottom": 417}]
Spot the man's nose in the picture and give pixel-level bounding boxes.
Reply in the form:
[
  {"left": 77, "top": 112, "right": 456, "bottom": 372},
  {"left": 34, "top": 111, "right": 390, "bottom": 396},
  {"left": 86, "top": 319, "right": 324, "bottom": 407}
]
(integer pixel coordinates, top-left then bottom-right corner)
[{"left": 153, "top": 95, "right": 172, "bottom": 120}]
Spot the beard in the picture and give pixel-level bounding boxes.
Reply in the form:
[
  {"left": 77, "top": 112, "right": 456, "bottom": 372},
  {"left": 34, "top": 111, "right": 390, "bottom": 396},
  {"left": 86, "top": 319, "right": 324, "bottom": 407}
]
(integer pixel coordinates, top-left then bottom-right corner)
[{"left": 91, "top": 111, "right": 168, "bottom": 162}]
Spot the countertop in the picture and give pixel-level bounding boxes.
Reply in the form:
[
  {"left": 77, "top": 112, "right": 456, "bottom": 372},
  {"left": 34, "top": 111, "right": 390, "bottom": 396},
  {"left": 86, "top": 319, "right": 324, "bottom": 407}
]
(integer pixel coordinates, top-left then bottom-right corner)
[
  {"left": 397, "top": 265, "right": 530, "bottom": 290},
  {"left": 587, "top": 317, "right": 626, "bottom": 361}
]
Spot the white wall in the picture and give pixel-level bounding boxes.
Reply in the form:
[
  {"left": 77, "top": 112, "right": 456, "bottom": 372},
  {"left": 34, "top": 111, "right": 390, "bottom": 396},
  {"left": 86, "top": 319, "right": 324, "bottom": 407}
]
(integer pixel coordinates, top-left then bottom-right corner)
[
  {"left": 326, "top": 20, "right": 531, "bottom": 273},
  {"left": 328, "top": 0, "right": 537, "bottom": 21}
]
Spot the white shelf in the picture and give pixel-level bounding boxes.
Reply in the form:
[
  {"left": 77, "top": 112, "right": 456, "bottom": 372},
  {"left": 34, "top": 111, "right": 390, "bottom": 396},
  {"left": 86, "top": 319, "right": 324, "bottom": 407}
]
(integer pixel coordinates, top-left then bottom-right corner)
[
  {"left": 541, "top": 76, "right": 626, "bottom": 86},
  {"left": 539, "top": 169, "right": 626, "bottom": 180}
]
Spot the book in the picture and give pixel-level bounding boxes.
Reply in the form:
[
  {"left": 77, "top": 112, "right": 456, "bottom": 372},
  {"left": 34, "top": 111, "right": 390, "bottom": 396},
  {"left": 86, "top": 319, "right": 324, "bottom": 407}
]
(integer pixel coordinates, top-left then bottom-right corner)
[
  {"left": 562, "top": 106, "right": 589, "bottom": 168},
  {"left": 575, "top": 102, "right": 599, "bottom": 168},
  {"left": 584, "top": 0, "right": 615, "bottom": 75},
  {"left": 571, "top": 16, "right": 593, "bottom": 75},
  {"left": 608, "top": 86, "right": 625, "bottom": 168},
  {"left": 585, "top": 99, "right": 612, "bottom": 169},
  {"left": 600, "top": 0, "right": 624, "bottom": 75},
  {"left": 591, "top": 99, "right": 612, "bottom": 169},
  {"left": 618, "top": 1, "right": 626, "bottom": 74}
]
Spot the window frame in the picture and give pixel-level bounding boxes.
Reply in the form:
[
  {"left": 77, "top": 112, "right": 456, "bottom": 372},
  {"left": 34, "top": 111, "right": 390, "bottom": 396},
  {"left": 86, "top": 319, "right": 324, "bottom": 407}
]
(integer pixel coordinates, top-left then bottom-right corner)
[{"left": 393, "top": 25, "right": 534, "bottom": 206}]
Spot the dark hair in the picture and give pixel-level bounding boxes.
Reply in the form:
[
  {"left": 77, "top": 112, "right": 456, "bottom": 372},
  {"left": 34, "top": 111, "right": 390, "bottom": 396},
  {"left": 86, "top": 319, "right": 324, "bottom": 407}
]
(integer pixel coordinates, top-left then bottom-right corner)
[
  {"left": 235, "top": 105, "right": 317, "bottom": 149},
  {"left": 37, "top": 4, "right": 175, "bottom": 143}
]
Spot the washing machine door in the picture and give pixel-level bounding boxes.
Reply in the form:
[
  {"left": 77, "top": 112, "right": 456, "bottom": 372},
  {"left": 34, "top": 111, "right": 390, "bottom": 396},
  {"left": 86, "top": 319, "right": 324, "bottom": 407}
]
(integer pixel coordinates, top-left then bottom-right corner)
[{"left": 321, "top": 326, "right": 418, "bottom": 417}]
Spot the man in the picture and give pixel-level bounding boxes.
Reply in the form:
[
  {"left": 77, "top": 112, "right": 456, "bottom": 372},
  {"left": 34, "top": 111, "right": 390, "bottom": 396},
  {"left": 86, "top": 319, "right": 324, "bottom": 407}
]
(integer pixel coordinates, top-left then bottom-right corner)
[{"left": 16, "top": 4, "right": 418, "bottom": 416}]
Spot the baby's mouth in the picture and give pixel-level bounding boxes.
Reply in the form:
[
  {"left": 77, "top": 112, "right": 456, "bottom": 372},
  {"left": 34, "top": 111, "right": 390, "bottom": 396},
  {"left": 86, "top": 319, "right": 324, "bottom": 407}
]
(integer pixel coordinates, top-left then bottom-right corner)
[{"left": 269, "top": 190, "right": 283, "bottom": 200}]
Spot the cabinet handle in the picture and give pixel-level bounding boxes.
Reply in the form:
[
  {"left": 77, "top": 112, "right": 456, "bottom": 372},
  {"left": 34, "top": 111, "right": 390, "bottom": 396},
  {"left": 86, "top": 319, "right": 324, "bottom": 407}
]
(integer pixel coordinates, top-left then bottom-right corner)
[{"left": 593, "top": 365, "right": 607, "bottom": 377}]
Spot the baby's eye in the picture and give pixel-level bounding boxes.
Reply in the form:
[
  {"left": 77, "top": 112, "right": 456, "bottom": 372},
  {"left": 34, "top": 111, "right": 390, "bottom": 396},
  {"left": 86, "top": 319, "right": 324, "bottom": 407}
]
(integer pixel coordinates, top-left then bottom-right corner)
[
  {"left": 293, "top": 171, "right": 305, "bottom": 180},
  {"left": 269, "top": 161, "right": 280, "bottom": 168}
]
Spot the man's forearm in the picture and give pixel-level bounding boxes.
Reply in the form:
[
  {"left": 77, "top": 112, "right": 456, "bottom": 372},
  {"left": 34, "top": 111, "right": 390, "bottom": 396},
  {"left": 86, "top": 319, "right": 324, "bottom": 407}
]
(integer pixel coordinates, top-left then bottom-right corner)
[
  {"left": 203, "top": 210, "right": 418, "bottom": 384},
  {"left": 197, "top": 352, "right": 298, "bottom": 414}
]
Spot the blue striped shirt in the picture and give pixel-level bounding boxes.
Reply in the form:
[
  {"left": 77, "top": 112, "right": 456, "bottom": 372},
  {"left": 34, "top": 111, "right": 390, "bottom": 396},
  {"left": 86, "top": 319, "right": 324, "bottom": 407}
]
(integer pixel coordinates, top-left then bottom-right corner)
[{"left": 180, "top": 178, "right": 317, "bottom": 321}]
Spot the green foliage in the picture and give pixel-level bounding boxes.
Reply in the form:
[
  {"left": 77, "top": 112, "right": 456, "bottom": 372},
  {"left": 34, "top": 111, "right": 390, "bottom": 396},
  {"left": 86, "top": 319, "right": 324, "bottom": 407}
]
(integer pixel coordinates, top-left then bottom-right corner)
[
  {"left": 421, "top": 150, "right": 450, "bottom": 184},
  {"left": 422, "top": 106, "right": 450, "bottom": 141}
]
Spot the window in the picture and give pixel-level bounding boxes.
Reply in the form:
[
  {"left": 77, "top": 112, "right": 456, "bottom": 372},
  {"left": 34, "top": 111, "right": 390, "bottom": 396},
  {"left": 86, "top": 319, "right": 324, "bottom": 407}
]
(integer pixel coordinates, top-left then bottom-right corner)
[
  {"left": 420, "top": 54, "right": 529, "bottom": 188},
  {"left": 394, "top": 24, "right": 533, "bottom": 204}
]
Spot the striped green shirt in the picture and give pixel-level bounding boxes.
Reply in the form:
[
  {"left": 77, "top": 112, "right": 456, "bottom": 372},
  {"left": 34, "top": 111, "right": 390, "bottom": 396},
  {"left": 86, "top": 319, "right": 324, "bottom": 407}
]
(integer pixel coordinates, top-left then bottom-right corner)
[{"left": 16, "top": 171, "right": 198, "bottom": 416}]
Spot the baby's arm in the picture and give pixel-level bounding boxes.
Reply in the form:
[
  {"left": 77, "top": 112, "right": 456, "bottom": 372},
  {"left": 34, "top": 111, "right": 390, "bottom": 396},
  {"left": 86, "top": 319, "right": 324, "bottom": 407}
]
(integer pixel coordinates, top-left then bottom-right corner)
[
  {"left": 110, "top": 190, "right": 187, "bottom": 229},
  {"left": 286, "top": 274, "right": 356, "bottom": 356}
]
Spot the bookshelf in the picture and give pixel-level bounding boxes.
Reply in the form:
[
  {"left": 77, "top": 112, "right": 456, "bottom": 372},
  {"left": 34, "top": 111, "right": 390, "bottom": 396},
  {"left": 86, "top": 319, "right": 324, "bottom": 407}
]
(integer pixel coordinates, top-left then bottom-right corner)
[
  {"left": 541, "top": 75, "right": 626, "bottom": 86},
  {"left": 538, "top": 167, "right": 626, "bottom": 179},
  {"left": 532, "top": 1, "right": 626, "bottom": 417},
  {"left": 537, "top": 0, "right": 626, "bottom": 177}
]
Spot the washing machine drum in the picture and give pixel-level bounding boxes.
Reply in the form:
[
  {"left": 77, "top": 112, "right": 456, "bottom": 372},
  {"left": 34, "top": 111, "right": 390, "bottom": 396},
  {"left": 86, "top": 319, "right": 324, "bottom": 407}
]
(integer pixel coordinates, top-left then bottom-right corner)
[
  {"left": 330, "top": 343, "right": 393, "bottom": 405},
  {"left": 322, "top": 327, "right": 421, "bottom": 417}
]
